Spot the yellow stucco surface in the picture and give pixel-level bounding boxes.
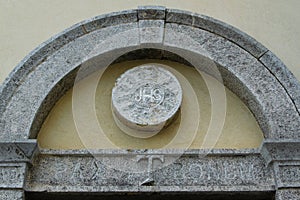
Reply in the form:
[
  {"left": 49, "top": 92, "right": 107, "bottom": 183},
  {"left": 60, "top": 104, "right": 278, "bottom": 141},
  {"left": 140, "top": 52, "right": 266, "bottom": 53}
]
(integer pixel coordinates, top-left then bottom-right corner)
[{"left": 38, "top": 60, "right": 264, "bottom": 149}]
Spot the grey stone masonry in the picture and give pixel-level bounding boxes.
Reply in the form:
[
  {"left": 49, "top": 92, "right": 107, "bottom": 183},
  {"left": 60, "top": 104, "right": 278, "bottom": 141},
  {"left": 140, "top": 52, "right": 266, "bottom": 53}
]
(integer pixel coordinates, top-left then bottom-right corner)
[
  {"left": 166, "top": 8, "right": 268, "bottom": 58},
  {"left": 274, "top": 161, "right": 300, "bottom": 188},
  {"left": 0, "top": 6, "right": 299, "bottom": 141},
  {"left": 0, "top": 140, "right": 37, "bottom": 200},
  {"left": 25, "top": 149, "right": 275, "bottom": 193},
  {"left": 0, "top": 140, "right": 38, "bottom": 163},
  {"left": 276, "top": 189, "right": 300, "bottom": 200},
  {"left": 112, "top": 64, "right": 182, "bottom": 137},
  {"left": 0, "top": 5, "right": 299, "bottom": 199},
  {"left": 0, "top": 164, "right": 27, "bottom": 200},
  {"left": 261, "top": 140, "right": 300, "bottom": 193},
  {"left": 0, "top": 190, "right": 24, "bottom": 200},
  {"left": 260, "top": 51, "right": 300, "bottom": 114},
  {"left": 260, "top": 140, "right": 300, "bottom": 164},
  {"left": 139, "top": 20, "right": 165, "bottom": 47},
  {"left": 138, "top": 6, "right": 166, "bottom": 20},
  {"left": 0, "top": 163, "right": 27, "bottom": 189}
]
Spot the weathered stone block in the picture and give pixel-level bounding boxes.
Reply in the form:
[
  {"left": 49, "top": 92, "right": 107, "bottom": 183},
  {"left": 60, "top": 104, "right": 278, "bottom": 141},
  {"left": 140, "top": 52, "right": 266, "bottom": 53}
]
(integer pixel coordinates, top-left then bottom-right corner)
[
  {"left": 138, "top": 6, "right": 166, "bottom": 20},
  {"left": 192, "top": 13, "right": 268, "bottom": 58},
  {"left": 26, "top": 150, "right": 275, "bottom": 192},
  {"left": 260, "top": 51, "right": 300, "bottom": 114},
  {"left": 112, "top": 64, "right": 182, "bottom": 137},
  {"left": 0, "top": 140, "right": 37, "bottom": 163},
  {"left": 274, "top": 162, "right": 300, "bottom": 188},
  {"left": 0, "top": 163, "right": 27, "bottom": 189},
  {"left": 166, "top": 9, "right": 193, "bottom": 26},
  {"left": 84, "top": 10, "right": 138, "bottom": 32},
  {"left": 139, "top": 20, "right": 164, "bottom": 47},
  {"left": 276, "top": 189, "right": 300, "bottom": 200},
  {"left": 0, "top": 190, "right": 24, "bottom": 200},
  {"left": 164, "top": 23, "right": 300, "bottom": 139},
  {"left": 260, "top": 140, "right": 300, "bottom": 165}
]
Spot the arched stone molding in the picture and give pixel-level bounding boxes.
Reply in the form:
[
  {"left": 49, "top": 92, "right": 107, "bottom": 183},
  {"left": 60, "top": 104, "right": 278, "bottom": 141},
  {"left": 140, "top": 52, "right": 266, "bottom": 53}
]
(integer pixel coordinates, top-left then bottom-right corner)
[{"left": 0, "top": 6, "right": 299, "bottom": 200}]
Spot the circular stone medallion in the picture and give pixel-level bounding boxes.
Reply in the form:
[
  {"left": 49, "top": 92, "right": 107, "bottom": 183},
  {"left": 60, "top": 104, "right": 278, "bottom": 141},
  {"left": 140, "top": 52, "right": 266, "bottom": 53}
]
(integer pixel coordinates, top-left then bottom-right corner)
[{"left": 111, "top": 64, "right": 182, "bottom": 138}]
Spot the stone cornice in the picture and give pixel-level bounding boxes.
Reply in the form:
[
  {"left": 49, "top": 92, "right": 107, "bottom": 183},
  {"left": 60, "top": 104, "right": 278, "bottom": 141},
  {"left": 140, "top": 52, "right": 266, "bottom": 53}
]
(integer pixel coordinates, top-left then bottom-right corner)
[{"left": 0, "top": 139, "right": 38, "bottom": 163}]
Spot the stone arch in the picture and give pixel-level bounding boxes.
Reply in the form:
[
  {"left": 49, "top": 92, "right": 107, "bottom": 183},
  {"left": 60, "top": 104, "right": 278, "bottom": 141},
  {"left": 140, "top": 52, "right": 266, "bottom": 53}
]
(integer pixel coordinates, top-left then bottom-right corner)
[
  {"left": 0, "top": 7, "right": 299, "bottom": 141},
  {"left": 0, "top": 6, "right": 299, "bottom": 200}
]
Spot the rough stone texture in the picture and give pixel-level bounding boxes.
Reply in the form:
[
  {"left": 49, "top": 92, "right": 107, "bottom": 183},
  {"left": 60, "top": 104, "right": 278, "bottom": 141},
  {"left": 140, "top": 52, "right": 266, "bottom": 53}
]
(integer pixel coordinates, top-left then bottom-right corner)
[
  {"left": 274, "top": 161, "right": 300, "bottom": 188},
  {"left": 0, "top": 24, "right": 85, "bottom": 121},
  {"left": 166, "top": 9, "right": 194, "bottom": 26},
  {"left": 260, "top": 51, "right": 300, "bottom": 114},
  {"left": 138, "top": 6, "right": 166, "bottom": 20},
  {"left": 0, "top": 140, "right": 37, "bottom": 163},
  {"left": 0, "top": 163, "right": 27, "bottom": 189},
  {"left": 0, "top": 190, "right": 24, "bottom": 200},
  {"left": 26, "top": 150, "right": 274, "bottom": 192},
  {"left": 0, "top": 22, "right": 140, "bottom": 140},
  {"left": 139, "top": 20, "right": 165, "bottom": 47},
  {"left": 112, "top": 64, "right": 182, "bottom": 136},
  {"left": 166, "top": 9, "right": 267, "bottom": 58},
  {"left": 83, "top": 9, "right": 138, "bottom": 33},
  {"left": 276, "top": 189, "right": 300, "bottom": 200},
  {"left": 112, "top": 49, "right": 193, "bottom": 67},
  {"left": 0, "top": 9, "right": 138, "bottom": 123},
  {"left": 192, "top": 13, "right": 268, "bottom": 58},
  {"left": 260, "top": 140, "right": 300, "bottom": 165},
  {"left": 0, "top": 7, "right": 299, "bottom": 141},
  {"left": 0, "top": 6, "right": 299, "bottom": 197},
  {"left": 164, "top": 23, "right": 300, "bottom": 139}
]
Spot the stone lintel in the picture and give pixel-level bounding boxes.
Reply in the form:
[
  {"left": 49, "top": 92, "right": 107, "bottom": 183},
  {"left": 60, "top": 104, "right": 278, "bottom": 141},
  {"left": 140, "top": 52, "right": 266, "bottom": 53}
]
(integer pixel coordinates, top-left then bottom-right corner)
[{"left": 25, "top": 152, "right": 275, "bottom": 193}]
